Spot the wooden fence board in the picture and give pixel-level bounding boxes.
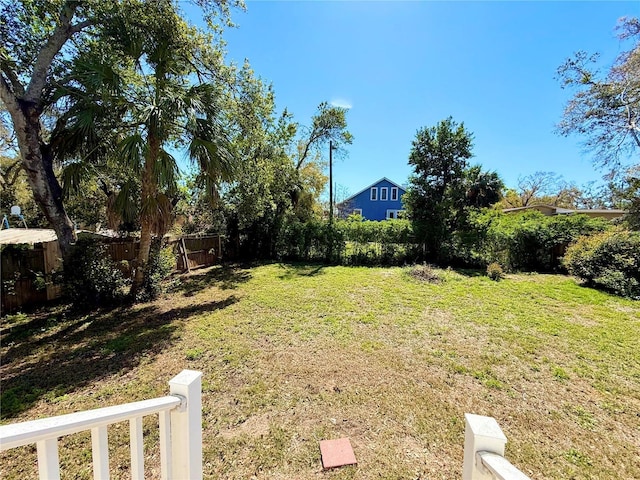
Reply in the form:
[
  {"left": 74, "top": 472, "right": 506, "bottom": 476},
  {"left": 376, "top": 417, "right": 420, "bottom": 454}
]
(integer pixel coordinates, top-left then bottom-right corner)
[
  {"left": 1, "top": 235, "right": 223, "bottom": 312},
  {"left": 1, "top": 243, "right": 53, "bottom": 312},
  {"left": 173, "top": 235, "right": 222, "bottom": 271}
]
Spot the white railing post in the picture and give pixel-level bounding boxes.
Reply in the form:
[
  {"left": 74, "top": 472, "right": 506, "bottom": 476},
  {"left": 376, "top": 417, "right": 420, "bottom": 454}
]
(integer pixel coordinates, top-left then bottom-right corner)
[
  {"left": 36, "top": 438, "right": 61, "bottom": 480},
  {"left": 169, "top": 370, "right": 202, "bottom": 480},
  {"left": 91, "top": 425, "right": 110, "bottom": 479},
  {"left": 129, "top": 417, "right": 145, "bottom": 480},
  {"left": 463, "top": 413, "right": 507, "bottom": 480}
]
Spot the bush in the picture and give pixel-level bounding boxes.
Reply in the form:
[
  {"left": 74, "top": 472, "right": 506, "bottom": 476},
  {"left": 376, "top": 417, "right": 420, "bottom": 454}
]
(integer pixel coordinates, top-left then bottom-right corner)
[
  {"left": 486, "top": 262, "right": 504, "bottom": 281},
  {"left": 341, "top": 218, "right": 415, "bottom": 265},
  {"left": 564, "top": 228, "right": 640, "bottom": 298},
  {"left": 277, "top": 218, "right": 416, "bottom": 265},
  {"left": 277, "top": 219, "right": 346, "bottom": 263},
  {"left": 136, "top": 241, "right": 176, "bottom": 301},
  {"left": 470, "top": 210, "right": 610, "bottom": 272},
  {"left": 64, "top": 237, "right": 129, "bottom": 306}
]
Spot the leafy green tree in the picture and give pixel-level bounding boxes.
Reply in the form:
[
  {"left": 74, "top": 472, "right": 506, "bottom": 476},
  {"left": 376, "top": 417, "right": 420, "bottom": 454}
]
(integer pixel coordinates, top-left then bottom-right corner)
[
  {"left": 0, "top": 0, "right": 240, "bottom": 271},
  {"left": 219, "top": 88, "right": 352, "bottom": 259},
  {"left": 404, "top": 117, "right": 474, "bottom": 260},
  {"left": 295, "top": 101, "right": 353, "bottom": 170},
  {"left": 217, "top": 64, "right": 298, "bottom": 257},
  {"left": 1, "top": 0, "right": 97, "bottom": 260},
  {"left": 463, "top": 165, "right": 504, "bottom": 208}
]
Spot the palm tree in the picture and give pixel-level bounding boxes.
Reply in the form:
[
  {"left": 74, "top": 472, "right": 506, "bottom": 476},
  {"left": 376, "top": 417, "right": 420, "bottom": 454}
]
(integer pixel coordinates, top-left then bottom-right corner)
[
  {"left": 114, "top": 3, "right": 236, "bottom": 296},
  {"left": 56, "top": 0, "right": 236, "bottom": 297},
  {"left": 464, "top": 166, "right": 504, "bottom": 208}
]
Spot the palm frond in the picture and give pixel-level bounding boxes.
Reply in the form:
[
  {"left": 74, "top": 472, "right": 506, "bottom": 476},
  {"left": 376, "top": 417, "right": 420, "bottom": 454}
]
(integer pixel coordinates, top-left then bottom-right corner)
[
  {"left": 61, "top": 161, "right": 95, "bottom": 198},
  {"left": 141, "top": 192, "right": 174, "bottom": 236},
  {"left": 110, "top": 180, "right": 140, "bottom": 230},
  {"left": 189, "top": 135, "right": 235, "bottom": 182},
  {"left": 118, "top": 134, "right": 146, "bottom": 174},
  {"left": 155, "top": 148, "right": 179, "bottom": 194}
]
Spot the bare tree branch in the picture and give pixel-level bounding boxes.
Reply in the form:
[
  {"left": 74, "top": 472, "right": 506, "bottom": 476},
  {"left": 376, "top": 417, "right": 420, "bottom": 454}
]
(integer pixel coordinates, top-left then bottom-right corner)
[
  {"left": 0, "top": 74, "right": 20, "bottom": 114},
  {"left": 0, "top": 62, "right": 25, "bottom": 98},
  {"left": 24, "top": 1, "right": 83, "bottom": 104}
]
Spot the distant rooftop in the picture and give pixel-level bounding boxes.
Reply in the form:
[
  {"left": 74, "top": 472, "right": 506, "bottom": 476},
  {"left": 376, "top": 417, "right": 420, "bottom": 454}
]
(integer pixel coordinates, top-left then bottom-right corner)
[
  {"left": 502, "top": 204, "right": 627, "bottom": 218},
  {"left": 0, "top": 228, "right": 58, "bottom": 245}
]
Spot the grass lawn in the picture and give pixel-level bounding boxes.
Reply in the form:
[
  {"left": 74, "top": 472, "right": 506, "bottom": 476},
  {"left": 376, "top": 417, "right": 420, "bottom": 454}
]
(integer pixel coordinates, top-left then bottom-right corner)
[{"left": 1, "top": 263, "right": 639, "bottom": 479}]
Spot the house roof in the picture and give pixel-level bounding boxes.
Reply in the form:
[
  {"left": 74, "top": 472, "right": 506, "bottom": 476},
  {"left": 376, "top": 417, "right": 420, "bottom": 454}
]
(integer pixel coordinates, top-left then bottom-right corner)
[
  {"left": 575, "top": 209, "right": 628, "bottom": 214},
  {"left": 339, "top": 177, "right": 406, "bottom": 204},
  {"left": 0, "top": 228, "right": 58, "bottom": 245},
  {"left": 0, "top": 229, "right": 117, "bottom": 245},
  {"left": 502, "top": 204, "right": 627, "bottom": 215},
  {"left": 502, "top": 205, "right": 573, "bottom": 214}
]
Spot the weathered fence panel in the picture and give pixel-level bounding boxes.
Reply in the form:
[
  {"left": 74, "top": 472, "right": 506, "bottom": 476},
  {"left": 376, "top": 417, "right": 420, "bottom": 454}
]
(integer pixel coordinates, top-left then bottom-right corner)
[
  {"left": 106, "top": 241, "right": 139, "bottom": 263},
  {"left": 1, "top": 234, "right": 223, "bottom": 311},
  {"left": 1, "top": 242, "right": 60, "bottom": 312},
  {"left": 174, "top": 235, "right": 222, "bottom": 272}
]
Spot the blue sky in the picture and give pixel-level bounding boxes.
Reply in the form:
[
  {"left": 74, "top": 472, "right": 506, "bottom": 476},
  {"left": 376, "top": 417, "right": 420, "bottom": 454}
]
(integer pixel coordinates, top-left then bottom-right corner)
[{"left": 209, "top": 1, "right": 639, "bottom": 197}]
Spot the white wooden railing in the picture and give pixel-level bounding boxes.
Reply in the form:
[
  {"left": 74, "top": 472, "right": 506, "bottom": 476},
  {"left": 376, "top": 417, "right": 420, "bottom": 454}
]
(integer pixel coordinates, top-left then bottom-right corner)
[
  {"left": 463, "top": 413, "right": 532, "bottom": 480},
  {"left": 0, "top": 369, "right": 202, "bottom": 480},
  {"left": 1, "top": 377, "right": 533, "bottom": 480}
]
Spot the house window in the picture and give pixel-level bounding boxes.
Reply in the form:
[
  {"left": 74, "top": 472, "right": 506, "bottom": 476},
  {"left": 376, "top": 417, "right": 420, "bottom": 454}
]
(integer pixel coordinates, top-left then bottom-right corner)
[
  {"left": 391, "top": 187, "right": 398, "bottom": 201},
  {"left": 353, "top": 208, "right": 362, "bottom": 216},
  {"left": 386, "top": 209, "right": 405, "bottom": 220},
  {"left": 380, "top": 187, "right": 388, "bottom": 201},
  {"left": 370, "top": 187, "right": 378, "bottom": 201}
]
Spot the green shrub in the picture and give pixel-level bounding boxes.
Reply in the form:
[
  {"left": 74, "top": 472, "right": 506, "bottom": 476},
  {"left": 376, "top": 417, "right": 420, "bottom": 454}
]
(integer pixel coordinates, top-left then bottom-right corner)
[
  {"left": 277, "top": 219, "right": 346, "bottom": 263},
  {"left": 64, "top": 237, "right": 129, "bottom": 306},
  {"left": 486, "top": 262, "right": 504, "bottom": 281},
  {"left": 137, "top": 242, "right": 176, "bottom": 301},
  {"left": 277, "top": 218, "right": 416, "bottom": 265},
  {"left": 564, "top": 228, "right": 640, "bottom": 298},
  {"left": 470, "top": 210, "right": 610, "bottom": 272}
]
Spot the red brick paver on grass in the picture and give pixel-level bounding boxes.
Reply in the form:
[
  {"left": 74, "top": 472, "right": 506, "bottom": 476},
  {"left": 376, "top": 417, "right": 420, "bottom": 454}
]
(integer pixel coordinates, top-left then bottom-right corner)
[{"left": 319, "top": 437, "right": 357, "bottom": 470}]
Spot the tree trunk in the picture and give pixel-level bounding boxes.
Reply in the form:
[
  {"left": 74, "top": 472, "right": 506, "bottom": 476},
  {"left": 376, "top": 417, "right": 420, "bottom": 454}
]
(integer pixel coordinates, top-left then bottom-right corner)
[
  {"left": 10, "top": 100, "right": 76, "bottom": 263},
  {"left": 131, "top": 135, "right": 159, "bottom": 297}
]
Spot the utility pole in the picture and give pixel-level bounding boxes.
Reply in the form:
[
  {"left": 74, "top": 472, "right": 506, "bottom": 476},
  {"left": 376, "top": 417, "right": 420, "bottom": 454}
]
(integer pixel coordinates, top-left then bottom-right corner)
[{"left": 329, "top": 141, "right": 337, "bottom": 224}]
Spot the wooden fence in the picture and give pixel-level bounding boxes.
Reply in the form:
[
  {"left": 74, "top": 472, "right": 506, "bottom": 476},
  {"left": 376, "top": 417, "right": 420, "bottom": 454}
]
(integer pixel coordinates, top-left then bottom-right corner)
[
  {"left": 1, "top": 235, "right": 223, "bottom": 312},
  {"left": 172, "top": 235, "right": 223, "bottom": 272},
  {"left": 1, "top": 240, "right": 62, "bottom": 312}
]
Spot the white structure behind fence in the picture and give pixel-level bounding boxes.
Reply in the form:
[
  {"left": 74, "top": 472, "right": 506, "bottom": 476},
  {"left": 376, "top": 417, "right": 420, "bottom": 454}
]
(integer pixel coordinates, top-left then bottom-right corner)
[{"left": 0, "top": 369, "right": 202, "bottom": 480}]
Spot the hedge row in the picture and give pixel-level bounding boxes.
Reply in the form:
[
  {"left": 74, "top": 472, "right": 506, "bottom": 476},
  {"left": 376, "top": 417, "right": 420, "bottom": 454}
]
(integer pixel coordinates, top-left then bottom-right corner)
[
  {"left": 277, "top": 218, "right": 417, "bottom": 265},
  {"left": 467, "top": 210, "right": 611, "bottom": 271}
]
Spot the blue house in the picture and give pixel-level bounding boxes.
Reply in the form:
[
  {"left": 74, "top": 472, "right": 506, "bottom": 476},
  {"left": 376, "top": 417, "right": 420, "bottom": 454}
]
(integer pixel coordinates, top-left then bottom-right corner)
[{"left": 338, "top": 178, "right": 407, "bottom": 221}]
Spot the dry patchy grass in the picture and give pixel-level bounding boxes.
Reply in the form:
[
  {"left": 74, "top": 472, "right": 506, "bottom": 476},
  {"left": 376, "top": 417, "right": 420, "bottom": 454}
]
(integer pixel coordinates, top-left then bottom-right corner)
[{"left": 1, "top": 263, "right": 639, "bottom": 479}]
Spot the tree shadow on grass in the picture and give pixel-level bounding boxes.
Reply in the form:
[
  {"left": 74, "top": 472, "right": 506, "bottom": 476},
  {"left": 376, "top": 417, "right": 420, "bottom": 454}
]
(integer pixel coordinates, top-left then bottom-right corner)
[
  {"left": 174, "top": 263, "right": 253, "bottom": 297},
  {"left": 277, "top": 263, "right": 325, "bottom": 280},
  {"left": 0, "top": 296, "right": 238, "bottom": 419}
]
